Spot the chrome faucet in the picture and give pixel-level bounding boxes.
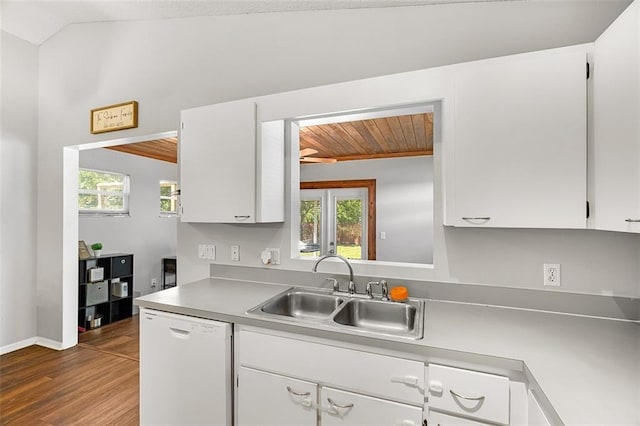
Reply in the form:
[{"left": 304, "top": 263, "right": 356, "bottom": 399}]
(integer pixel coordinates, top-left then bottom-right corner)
[{"left": 312, "top": 254, "right": 356, "bottom": 295}]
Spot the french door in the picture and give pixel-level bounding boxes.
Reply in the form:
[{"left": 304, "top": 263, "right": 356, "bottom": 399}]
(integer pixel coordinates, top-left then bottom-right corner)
[{"left": 299, "top": 187, "right": 367, "bottom": 260}]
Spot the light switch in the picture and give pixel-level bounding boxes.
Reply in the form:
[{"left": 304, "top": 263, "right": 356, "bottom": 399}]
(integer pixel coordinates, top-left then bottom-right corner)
[{"left": 198, "top": 244, "right": 216, "bottom": 260}]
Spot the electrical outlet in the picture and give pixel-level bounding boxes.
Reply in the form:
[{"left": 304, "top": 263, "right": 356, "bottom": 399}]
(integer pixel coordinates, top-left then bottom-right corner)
[
  {"left": 151, "top": 278, "right": 157, "bottom": 288},
  {"left": 231, "top": 245, "right": 240, "bottom": 261},
  {"left": 264, "top": 248, "right": 280, "bottom": 265},
  {"left": 543, "top": 263, "right": 561, "bottom": 286}
]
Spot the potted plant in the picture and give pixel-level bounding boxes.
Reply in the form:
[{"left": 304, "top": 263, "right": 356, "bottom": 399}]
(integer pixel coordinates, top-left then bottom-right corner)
[{"left": 91, "top": 242, "right": 103, "bottom": 257}]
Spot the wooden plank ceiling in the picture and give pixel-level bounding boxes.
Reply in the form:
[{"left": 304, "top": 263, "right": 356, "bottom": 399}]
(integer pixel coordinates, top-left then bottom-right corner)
[
  {"left": 104, "top": 112, "right": 433, "bottom": 164},
  {"left": 300, "top": 112, "right": 433, "bottom": 163},
  {"left": 107, "top": 137, "right": 177, "bottom": 163}
]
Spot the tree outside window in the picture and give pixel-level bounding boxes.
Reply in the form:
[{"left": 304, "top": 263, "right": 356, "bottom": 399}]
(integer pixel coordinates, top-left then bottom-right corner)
[
  {"left": 79, "top": 168, "right": 129, "bottom": 215},
  {"left": 160, "top": 181, "right": 178, "bottom": 216}
]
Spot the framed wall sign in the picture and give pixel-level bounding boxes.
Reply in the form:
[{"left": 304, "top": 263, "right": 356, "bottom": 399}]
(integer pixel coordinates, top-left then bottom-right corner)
[{"left": 90, "top": 101, "right": 138, "bottom": 134}]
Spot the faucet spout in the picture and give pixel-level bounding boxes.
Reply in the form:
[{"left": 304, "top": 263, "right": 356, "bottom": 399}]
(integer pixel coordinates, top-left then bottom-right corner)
[{"left": 312, "top": 254, "right": 355, "bottom": 294}]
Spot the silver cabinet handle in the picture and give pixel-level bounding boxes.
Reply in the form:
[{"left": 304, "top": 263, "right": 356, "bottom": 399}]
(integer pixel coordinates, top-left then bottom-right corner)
[
  {"left": 286, "top": 386, "right": 310, "bottom": 397},
  {"left": 462, "top": 217, "right": 491, "bottom": 221},
  {"left": 625, "top": 218, "right": 640, "bottom": 223},
  {"left": 327, "top": 397, "right": 354, "bottom": 409},
  {"left": 449, "top": 389, "right": 486, "bottom": 402}
]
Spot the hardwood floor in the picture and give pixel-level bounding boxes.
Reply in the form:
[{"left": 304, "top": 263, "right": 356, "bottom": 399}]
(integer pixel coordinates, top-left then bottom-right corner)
[{"left": 1, "top": 316, "right": 139, "bottom": 425}]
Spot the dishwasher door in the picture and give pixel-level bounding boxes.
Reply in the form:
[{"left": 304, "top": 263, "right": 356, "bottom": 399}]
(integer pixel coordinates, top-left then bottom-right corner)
[{"left": 140, "top": 307, "right": 232, "bottom": 426}]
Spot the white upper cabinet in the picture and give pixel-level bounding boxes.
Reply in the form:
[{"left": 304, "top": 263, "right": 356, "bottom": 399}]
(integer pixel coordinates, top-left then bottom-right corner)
[
  {"left": 449, "top": 47, "right": 588, "bottom": 228},
  {"left": 592, "top": 0, "right": 640, "bottom": 233},
  {"left": 180, "top": 99, "right": 284, "bottom": 223}
]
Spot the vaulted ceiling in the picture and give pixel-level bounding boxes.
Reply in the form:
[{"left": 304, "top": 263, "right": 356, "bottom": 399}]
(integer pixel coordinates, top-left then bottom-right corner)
[{"left": 1, "top": 0, "right": 503, "bottom": 46}]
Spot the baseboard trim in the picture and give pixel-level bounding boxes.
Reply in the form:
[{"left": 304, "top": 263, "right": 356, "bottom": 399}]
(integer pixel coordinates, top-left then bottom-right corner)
[
  {"left": 0, "top": 336, "right": 66, "bottom": 355},
  {"left": 35, "top": 337, "right": 65, "bottom": 351},
  {"left": 1, "top": 337, "right": 37, "bottom": 355}
]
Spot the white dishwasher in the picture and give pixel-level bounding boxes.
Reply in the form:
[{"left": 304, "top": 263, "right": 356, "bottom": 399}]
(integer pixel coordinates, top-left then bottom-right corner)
[{"left": 140, "top": 307, "right": 232, "bottom": 426}]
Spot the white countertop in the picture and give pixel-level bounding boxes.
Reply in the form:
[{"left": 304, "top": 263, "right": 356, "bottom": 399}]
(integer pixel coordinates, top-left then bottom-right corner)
[{"left": 135, "top": 278, "right": 640, "bottom": 425}]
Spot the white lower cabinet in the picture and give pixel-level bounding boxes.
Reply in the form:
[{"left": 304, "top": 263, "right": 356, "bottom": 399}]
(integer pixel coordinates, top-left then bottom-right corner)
[
  {"left": 236, "top": 328, "right": 532, "bottom": 426},
  {"left": 236, "top": 367, "right": 317, "bottom": 426},
  {"left": 427, "top": 364, "right": 511, "bottom": 426},
  {"left": 236, "top": 328, "right": 425, "bottom": 426},
  {"left": 236, "top": 366, "right": 423, "bottom": 426},
  {"left": 320, "top": 387, "right": 423, "bottom": 426}
]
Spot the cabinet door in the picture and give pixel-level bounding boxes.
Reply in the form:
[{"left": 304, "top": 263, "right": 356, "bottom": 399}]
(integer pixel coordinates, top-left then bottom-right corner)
[
  {"left": 593, "top": 1, "right": 640, "bottom": 233},
  {"left": 451, "top": 47, "right": 587, "bottom": 228},
  {"left": 180, "top": 99, "right": 257, "bottom": 223},
  {"left": 236, "top": 367, "right": 317, "bottom": 426},
  {"left": 320, "top": 387, "right": 422, "bottom": 426}
]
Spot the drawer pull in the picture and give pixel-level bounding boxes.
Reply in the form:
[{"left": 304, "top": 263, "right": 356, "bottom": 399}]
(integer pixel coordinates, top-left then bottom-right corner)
[
  {"left": 327, "top": 398, "right": 354, "bottom": 410},
  {"left": 462, "top": 217, "right": 491, "bottom": 221},
  {"left": 391, "top": 375, "right": 421, "bottom": 388},
  {"left": 449, "top": 389, "right": 486, "bottom": 402},
  {"left": 286, "top": 386, "right": 310, "bottom": 397},
  {"left": 234, "top": 215, "right": 251, "bottom": 220},
  {"left": 625, "top": 218, "right": 640, "bottom": 223}
]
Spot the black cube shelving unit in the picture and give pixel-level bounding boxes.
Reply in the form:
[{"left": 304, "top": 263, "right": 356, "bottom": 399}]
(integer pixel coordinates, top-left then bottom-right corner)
[{"left": 78, "top": 253, "right": 134, "bottom": 331}]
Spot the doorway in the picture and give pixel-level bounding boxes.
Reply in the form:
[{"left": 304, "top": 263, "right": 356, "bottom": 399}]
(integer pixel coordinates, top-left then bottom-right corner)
[
  {"left": 300, "top": 179, "right": 376, "bottom": 260},
  {"left": 63, "top": 130, "right": 177, "bottom": 347}
]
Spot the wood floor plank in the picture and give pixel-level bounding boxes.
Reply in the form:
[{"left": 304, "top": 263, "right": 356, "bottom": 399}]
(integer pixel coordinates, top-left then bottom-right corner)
[{"left": 1, "top": 316, "right": 139, "bottom": 425}]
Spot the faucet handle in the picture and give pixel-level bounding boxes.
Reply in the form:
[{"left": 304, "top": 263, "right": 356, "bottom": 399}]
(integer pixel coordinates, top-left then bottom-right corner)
[
  {"left": 380, "top": 280, "right": 389, "bottom": 301},
  {"left": 366, "top": 280, "right": 389, "bottom": 300},
  {"left": 326, "top": 278, "right": 339, "bottom": 292},
  {"left": 366, "top": 281, "right": 375, "bottom": 298}
]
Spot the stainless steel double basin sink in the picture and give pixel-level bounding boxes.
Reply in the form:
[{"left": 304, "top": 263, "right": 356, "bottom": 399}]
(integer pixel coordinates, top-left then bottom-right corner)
[{"left": 247, "top": 288, "right": 424, "bottom": 340}]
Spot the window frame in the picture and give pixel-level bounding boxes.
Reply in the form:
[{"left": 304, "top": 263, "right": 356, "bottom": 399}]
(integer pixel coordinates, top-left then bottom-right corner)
[
  {"left": 159, "top": 180, "right": 179, "bottom": 217},
  {"left": 78, "top": 168, "right": 130, "bottom": 216}
]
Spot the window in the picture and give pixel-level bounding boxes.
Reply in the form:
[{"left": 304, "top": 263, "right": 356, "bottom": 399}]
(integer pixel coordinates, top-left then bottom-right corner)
[
  {"left": 160, "top": 180, "right": 178, "bottom": 216},
  {"left": 78, "top": 168, "right": 130, "bottom": 215}
]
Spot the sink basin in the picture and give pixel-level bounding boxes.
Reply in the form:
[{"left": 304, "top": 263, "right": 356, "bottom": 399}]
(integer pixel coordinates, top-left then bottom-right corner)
[
  {"left": 258, "top": 290, "right": 345, "bottom": 320},
  {"left": 333, "top": 298, "right": 421, "bottom": 337},
  {"left": 247, "top": 287, "right": 424, "bottom": 340}
]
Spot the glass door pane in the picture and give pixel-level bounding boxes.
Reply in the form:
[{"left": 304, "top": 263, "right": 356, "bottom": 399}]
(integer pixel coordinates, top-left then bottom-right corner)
[
  {"left": 334, "top": 197, "right": 365, "bottom": 260},
  {"left": 299, "top": 198, "right": 322, "bottom": 257}
]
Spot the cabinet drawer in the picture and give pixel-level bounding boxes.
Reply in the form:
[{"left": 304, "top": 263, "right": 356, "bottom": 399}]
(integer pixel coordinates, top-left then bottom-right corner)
[
  {"left": 321, "top": 386, "right": 423, "bottom": 426},
  {"left": 428, "top": 364, "right": 509, "bottom": 425},
  {"left": 238, "top": 329, "right": 424, "bottom": 405},
  {"left": 111, "top": 255, "right": 133, "bottom": 277}
]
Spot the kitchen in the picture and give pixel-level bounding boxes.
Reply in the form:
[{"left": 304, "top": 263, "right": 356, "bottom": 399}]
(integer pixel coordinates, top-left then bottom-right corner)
[{"left": 1, "top": 0, "right": 639, "bottom": 425}]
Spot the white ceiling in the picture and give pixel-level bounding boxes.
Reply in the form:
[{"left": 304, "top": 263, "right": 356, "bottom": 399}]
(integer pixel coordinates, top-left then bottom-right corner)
[{"left": 1, "top": 0, "right": 505, "bottom": 45}]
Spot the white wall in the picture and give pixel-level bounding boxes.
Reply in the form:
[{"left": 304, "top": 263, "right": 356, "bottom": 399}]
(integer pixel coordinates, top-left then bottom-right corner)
[
  {"left": 29, "top": 1, "right": 638, "bottom": 344},
  {"left": 300, "top": 156, "right": 433, "bottom": 264},
  {"left": 79, "top": 148, "right": 177, "bottom": 300},
  {"left": 1, "top": 32, "right": 39, "bottom": 350}
]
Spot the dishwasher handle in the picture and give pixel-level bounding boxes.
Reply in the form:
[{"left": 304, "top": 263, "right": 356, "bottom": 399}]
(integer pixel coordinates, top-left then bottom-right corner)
[{"left": 169, "top": 327, "right": 191, "bottom": 339}]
